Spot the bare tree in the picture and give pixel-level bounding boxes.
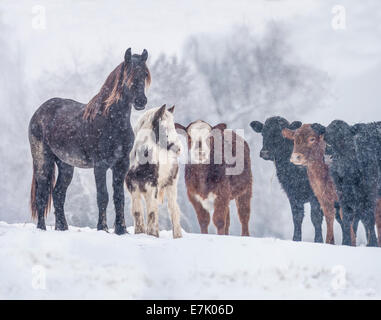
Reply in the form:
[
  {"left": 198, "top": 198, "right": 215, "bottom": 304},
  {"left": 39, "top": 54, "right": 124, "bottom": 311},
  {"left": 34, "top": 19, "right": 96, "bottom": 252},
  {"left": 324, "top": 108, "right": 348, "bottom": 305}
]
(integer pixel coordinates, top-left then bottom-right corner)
[{"left": 183, "top": 24, "right": 331, "bottom": 238}]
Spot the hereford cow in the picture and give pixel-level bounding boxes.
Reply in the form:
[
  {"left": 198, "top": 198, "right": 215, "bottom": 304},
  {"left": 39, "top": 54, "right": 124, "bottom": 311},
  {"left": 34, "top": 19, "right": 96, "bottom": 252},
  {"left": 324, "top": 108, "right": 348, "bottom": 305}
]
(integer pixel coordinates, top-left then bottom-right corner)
[
  {"left": 311, "top": 120, "right": 381, "bottom": 247},
  {"left": 282, "top": 124, "right": 342, "bottom": 244},
  {"left": 250, "top": 117, "right": 324, "bottom": 242},
  {"left": 126, "top": 105, "right": 183, "bottom": 238},
  {"left": 175, "top": 121, "right": 252, "bottom": 236}
]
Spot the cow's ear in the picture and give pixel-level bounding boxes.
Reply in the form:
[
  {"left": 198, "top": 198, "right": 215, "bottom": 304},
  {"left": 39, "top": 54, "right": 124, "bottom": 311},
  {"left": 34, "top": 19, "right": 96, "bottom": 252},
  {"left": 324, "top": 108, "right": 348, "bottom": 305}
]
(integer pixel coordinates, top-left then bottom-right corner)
[
  {"left": 282, "top": 128, "right": 295, "bottom": 140},
  {"left": 250, "top": 121, "right": 263, "bottom": 133},
  {"left": 168, "top": 105, "right": 175, "bottom": 113},
  {"left": 175, "top": 123, "right": 185, "bottom": 130},
  {"left": 311, "top": 123, "right": 326, "bottom": 136},
  {"left": 289, "top": 121, "right": 302, "bottom": 130},
  {"left": 175, "top": 123, "right": 187, "bottom": 135},
  {"left": 214, "top": 123, "right": 227, "bottom": 131}
]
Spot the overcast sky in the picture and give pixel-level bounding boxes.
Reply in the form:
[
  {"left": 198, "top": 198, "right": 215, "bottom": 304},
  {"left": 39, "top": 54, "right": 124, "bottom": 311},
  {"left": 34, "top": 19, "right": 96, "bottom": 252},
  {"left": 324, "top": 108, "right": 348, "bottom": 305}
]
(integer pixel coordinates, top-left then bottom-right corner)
[{"left": 1, "top": 0, "right": 380, "bottom": 123}]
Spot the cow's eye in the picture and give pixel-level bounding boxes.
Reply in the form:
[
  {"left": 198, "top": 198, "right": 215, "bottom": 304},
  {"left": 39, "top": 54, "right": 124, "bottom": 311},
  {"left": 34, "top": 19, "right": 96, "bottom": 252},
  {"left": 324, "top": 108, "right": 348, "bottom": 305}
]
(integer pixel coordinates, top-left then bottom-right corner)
[{"left": 309, "top": 137, "right": 316, "bottom": 143}]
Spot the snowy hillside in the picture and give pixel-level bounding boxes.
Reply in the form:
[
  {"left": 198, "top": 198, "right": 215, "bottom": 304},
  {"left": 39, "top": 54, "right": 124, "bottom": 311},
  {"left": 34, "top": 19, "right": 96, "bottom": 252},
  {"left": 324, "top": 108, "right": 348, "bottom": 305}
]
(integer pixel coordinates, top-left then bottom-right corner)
[{"left": 1, "top": 222, "right": 380, "bottom": 299}]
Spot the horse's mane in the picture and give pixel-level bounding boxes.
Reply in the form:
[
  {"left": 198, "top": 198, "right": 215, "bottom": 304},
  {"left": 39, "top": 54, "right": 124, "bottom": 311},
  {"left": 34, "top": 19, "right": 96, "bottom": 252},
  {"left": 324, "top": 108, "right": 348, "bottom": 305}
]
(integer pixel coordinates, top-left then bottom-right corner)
[{"left": 83, "top": 61, "right": 151, "bottom": 120}]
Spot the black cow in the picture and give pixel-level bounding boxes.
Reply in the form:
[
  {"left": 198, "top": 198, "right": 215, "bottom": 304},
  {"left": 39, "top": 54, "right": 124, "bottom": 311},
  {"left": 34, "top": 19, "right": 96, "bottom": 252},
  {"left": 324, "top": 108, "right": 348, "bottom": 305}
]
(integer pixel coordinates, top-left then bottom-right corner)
[
  {"left": 250, "top": 116, "right": 324, "bottom": 242},
  {"left": 312, "top": 120, "right": 381, "bottom": 246}
]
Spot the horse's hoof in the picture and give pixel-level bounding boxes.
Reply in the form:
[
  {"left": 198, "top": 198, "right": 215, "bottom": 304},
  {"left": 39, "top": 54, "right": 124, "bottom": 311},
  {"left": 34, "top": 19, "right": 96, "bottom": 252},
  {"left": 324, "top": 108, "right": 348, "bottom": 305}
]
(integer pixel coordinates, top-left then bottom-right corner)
[
  {"left": 55, "top": 222, "right": 68, "bottom": 231},
  {"left": 147, "top": 230, "right": 159, "bottom": 238},
  {"left": 114, "top": 225, "right": 127, "bottom": 235},
  {"left": 172, "top": 227, "right": 182, "bottom": 239},
  {"left": 173, "top": 231, "right": 182, "bottom": 239},
  {"left": 134, "top": 226, "right": 145, "bottom": 234},
  {"left": 55, "top": 226, "right": 68, "bottom": 231},
  {"left": 97, "top": 224, "right": 109, "bottom": 233}
]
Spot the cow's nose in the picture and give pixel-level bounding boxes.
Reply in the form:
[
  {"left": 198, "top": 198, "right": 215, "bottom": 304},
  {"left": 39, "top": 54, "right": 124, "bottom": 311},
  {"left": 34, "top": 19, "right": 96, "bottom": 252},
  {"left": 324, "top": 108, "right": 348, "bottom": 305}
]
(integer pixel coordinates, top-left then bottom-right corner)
[{"left": 290, "top": 153, "right": 303, "bottom": 164}]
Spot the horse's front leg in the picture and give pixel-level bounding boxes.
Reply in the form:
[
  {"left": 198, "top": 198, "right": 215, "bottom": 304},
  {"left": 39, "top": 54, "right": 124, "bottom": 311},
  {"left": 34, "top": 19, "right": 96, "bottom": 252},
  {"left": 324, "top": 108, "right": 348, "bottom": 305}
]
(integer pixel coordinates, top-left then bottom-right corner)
[
  {"left": 166, "top": 184, "right": 183, "bottom": 239},
  {"left": 112, "top": 164, "right": 128, "bottom": 235},
  {"left": 144, "top": 187, "right": 159, "bottom": 237},
  {"left": 94, "top": 165, "right": 109, "bottom": 232}
]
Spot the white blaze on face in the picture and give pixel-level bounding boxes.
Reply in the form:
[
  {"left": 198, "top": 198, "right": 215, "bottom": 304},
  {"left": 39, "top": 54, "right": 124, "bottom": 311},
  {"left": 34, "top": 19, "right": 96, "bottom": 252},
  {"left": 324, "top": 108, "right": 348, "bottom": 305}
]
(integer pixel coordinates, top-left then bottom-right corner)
[
  {"left": 130, "top": 107, "right": 183, "bottom": 166},
  {"left": 187, "top": 121, "right": 212, "bottom": 164},
  {"left": 157, "top": 111, "right": 183, "bottom": 164},
  {"left": 163, "top": 111, "right": 182, "bottom": 154}
]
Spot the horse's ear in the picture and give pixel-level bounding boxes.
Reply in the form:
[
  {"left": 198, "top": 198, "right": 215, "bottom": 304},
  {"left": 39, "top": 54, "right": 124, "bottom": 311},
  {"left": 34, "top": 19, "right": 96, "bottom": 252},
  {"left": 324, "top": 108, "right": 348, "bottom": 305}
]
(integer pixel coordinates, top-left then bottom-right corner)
[
  {"left": 155, "top": 104, "right": 166, "bottom": 120},
  {"left": 214, "top": 123, "right": 227, "bottom": 131},
  {"left": 168, "top": 105, "right": 175, "bottom": 113},
  {"left": 250, "top": 121, "right": 263, "bottom": 133},
  {"left": 141, "top": 49, "right": 148, "bottom": 62},
  {"left": 289, "top": 121, "right": 302, "bottom": 130},
  {"left": 125, "top": 48, "right": 132, "bottom": 64},
  {"left": 282, "top": 128, "right": 295, "bottom": 140},
  {"left": 311, "top": 123, "right": 326, "bottom": 136}
]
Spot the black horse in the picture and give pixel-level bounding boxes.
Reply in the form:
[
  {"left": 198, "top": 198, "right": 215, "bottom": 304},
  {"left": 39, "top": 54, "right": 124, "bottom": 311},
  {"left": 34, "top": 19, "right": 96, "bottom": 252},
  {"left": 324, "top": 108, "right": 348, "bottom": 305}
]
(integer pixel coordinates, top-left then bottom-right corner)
[{"left": 29, "top": 48, "right": 150, "bottom": 234}]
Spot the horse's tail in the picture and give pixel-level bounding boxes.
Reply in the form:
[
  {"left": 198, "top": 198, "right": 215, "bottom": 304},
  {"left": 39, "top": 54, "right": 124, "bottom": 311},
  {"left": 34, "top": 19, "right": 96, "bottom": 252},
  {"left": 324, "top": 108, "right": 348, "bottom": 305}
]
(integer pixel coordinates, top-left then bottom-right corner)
[
  {"left": 30, "top": 171, "right": 37, "bottom": 219},
  {"left": 30, "top": 165, "right": 56, "bottom": 219}
]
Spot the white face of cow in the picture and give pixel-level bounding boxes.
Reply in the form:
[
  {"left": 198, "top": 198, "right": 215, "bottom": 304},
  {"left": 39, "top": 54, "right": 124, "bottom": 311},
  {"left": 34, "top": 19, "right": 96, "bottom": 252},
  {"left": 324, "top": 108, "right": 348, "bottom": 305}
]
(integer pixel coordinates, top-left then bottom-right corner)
[{"left": 187, "top": 121, "right": 212, "bottom": 164}]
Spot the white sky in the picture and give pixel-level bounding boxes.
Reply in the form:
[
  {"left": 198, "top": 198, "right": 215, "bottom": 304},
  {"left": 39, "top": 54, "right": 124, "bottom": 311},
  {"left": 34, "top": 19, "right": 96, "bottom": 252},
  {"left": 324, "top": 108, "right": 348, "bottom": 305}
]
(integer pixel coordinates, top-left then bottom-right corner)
[{"left": 1, "top": 0, "right": 381, "bottom": 123}]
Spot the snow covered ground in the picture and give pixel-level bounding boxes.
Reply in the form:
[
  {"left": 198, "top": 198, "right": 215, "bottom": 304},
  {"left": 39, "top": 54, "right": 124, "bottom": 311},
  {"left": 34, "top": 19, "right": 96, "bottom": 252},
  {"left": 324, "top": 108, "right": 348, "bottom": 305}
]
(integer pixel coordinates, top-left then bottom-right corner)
[{"left": 0, "top": 221, "right": 380, "bottom": 300}]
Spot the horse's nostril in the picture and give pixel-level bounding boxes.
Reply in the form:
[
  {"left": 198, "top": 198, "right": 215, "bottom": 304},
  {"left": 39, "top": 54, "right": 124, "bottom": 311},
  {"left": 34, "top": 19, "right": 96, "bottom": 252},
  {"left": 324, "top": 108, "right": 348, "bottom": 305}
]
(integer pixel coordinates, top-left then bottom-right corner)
[{"left": 135, "top": 97, "right": 147, "bottom": 106}]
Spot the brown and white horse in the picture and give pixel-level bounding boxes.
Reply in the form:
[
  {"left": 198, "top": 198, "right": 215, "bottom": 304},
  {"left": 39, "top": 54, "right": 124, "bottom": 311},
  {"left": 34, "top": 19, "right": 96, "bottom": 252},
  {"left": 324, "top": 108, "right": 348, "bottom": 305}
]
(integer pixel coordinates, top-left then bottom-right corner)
[{"left": 126, "top": 105, "right": 183, "bottom": 238}]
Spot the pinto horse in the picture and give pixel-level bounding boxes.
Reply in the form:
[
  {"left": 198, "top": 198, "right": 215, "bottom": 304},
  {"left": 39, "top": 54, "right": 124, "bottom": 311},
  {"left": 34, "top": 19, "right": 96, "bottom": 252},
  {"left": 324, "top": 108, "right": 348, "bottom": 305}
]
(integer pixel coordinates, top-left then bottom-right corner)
[
  {"left": 29, "top": 48, "right": 151, "bottom": 234},
  {"left": 126, "top": 105, "right": 183, "bottom": 238}
]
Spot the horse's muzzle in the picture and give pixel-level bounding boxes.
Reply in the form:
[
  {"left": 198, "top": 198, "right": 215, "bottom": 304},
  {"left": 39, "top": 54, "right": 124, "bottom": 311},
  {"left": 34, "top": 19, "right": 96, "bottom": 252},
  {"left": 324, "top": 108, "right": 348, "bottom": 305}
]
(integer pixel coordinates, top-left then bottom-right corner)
[{"left": 134, "top": 97, "right": 147, "bottom": 110}]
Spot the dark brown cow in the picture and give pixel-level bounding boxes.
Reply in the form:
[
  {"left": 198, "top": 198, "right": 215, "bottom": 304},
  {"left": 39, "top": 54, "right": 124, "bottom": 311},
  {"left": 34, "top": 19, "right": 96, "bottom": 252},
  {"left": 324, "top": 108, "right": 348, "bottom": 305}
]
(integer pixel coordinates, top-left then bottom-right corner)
[
  {"left": 175, "top": 121, "right": 252, "bottom": 236},
  {"left": 282, "top": 124, "right": 343, "bottom": 244}
]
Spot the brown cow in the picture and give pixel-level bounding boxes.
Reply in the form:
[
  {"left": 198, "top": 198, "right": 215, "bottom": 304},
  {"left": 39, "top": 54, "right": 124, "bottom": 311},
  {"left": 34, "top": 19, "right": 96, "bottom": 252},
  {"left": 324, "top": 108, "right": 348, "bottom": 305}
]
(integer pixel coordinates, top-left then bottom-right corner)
[
  {"left": 175, "top": 120, "right": 252, "bottom": 236},
  {"left": 282, "top": 124, "right": 341, "bottom": 244}
]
